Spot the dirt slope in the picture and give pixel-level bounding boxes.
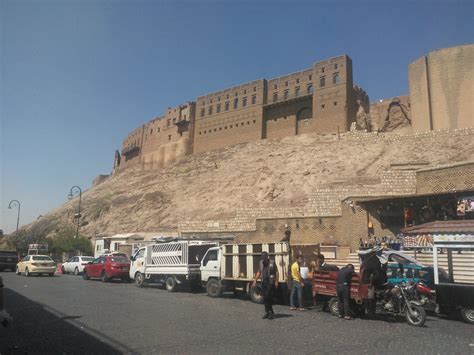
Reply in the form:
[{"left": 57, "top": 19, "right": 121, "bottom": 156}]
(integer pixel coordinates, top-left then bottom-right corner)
[{"left": 23, "top": 129, "right": 474, "bottom": 238}]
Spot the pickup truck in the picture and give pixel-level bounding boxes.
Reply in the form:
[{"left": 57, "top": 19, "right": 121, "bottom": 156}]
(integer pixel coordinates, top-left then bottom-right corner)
[{"left": 130, "top": 240, "right": 218, "bottom": 291}]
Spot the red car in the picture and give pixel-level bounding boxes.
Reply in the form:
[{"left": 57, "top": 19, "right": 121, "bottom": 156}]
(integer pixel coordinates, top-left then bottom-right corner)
[{"left": 82, "top": 255, "right": 130, "bottom": 282}]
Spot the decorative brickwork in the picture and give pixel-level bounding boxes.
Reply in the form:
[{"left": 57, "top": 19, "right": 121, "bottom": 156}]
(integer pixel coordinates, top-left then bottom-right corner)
[{"left": 416, "top": 161, "right": 474, "bottom": 194}]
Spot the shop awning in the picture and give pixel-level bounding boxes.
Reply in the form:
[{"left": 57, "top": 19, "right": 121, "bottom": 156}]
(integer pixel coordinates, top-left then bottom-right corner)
[{"left": 401, "top": 220, "right": 474, "bottom": 235}]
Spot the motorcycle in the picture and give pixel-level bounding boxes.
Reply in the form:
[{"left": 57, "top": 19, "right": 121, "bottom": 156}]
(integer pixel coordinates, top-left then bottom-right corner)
[
  {"left": 367, "top": 282, "right": 427, "bottom": 327},
  {"left": 410, "top": 280, "right": 438, "bottom": 312}
]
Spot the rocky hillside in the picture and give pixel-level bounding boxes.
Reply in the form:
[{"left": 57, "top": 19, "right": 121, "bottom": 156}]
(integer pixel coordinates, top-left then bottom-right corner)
[{"left": 21, "top": 128, "right": 474, "bottom": 239}]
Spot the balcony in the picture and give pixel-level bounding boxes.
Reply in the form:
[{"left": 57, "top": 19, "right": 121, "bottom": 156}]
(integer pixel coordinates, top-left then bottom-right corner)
[{"left": 263, "top": 91, "right": 312, "bottom": 108}]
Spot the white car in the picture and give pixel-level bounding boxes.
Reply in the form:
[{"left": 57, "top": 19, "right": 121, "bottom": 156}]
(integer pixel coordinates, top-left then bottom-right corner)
[{"left": 61, "top": 256, "right": 95, "bottom": 275}]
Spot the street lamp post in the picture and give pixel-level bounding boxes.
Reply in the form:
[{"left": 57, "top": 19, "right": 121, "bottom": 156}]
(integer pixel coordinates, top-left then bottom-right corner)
[
  {"left": 68, "top": 186, "right": 82, "bottom": 238},
  {"left": 8, "top": 200, "right": 21, "bottom": 236}
]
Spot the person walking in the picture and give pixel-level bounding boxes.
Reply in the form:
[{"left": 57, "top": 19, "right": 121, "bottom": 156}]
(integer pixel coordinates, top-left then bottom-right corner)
[
  {"left": 252, "top": 251, "right": 279, "bottom": 319},
  {"left": 290, "top": 255, "right": 305, "bottom": 311},
  {"left": 336, "top": 264, "right": 355, "bottom": 320}
]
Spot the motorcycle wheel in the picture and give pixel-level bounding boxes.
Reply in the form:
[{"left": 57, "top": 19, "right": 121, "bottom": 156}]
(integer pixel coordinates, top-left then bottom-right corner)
[
  {"left": 405, "top": 303, "right": 426, "bottom": 327},
  {"left": 328, "top": 297, "right": 339, "bottom": 317}
]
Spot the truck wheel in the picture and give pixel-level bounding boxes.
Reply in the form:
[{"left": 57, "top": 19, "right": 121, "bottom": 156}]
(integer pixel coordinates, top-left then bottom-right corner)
[
  {"left": 165, "top": 276, "right": 177, "bottom": 292},
  {"left": 206, "top": 279, "right": 222, "bottom": 297},
  {"left": 328, "top": 297, "right": 340, "bottom": 316},
  {"left": 250, "top": 284, "right": 264, "bottom": 304},
  {"left": 135, "top": 272, "right": 145, "bottom": 287},
  {"left": 460, "top": 308, "right": 474, "bottom": 324},
  {"left": 405, "top": 304, "right": 426, "bottom": 327}
]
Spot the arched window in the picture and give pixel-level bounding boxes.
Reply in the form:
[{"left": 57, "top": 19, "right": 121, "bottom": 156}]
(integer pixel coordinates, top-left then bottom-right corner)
[
  {"left": 307, "top": 85, "right": 313, "bottom": 94},
  {"left": 319, "top": 77, "right": 326, "bottom": 87},
  {"left": 333, "top": 73, "right": 340, "bottom": 84}
]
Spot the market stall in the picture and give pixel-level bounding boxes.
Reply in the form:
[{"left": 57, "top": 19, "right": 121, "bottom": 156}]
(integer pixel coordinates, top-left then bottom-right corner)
[{"left": 403, "top": 220, "right": 474, "bottom": 324}]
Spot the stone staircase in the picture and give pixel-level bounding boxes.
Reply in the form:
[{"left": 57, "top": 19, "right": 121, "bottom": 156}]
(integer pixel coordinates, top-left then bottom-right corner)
[{"left": 331, "top": 250, "right": 474, "bottom": 284}]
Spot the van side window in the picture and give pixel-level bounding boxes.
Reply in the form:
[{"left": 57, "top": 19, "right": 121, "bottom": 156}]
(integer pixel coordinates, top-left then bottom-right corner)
[
  {"left": 137, "top": 249, "right": 145, "bottom": 258},
  {"left": 202, "top": 250, "right": 218, "bottom": 266}
]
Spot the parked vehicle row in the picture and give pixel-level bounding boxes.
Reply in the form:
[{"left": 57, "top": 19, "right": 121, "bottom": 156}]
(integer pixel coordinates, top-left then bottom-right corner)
[
  {"left": 5, "top": 236, "right": 473, "bottom": 326},
  {"left": 129, "top": 240, "right": 317, "bottom": 303}
]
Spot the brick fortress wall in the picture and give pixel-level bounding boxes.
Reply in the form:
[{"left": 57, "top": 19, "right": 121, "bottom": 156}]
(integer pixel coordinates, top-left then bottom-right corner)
[
  {"left": 115, "top": 54, "right": 370, "bottom": 171},
  {"left": 409, "top": 44, "right": 474, "bottom": 132}
]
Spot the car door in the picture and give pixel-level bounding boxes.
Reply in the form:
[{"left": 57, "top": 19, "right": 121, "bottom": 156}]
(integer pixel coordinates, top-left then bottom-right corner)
[
  {"left": 71, "top": 256, "right": 80, "bottom": 273},
  {"left": 64, "top": 257, "right": 73, "bottom": 273},
  {"left": 18, "top": 255, "right": 29, "bottom": 272},
  {"left": 89, "top": 257, "right": 102, "bottom": 277}
]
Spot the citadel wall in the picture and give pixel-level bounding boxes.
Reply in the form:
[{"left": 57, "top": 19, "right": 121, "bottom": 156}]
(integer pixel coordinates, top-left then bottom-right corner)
[
  {"left": 370, "top": 96, "right": 411, "bottom": 132},
  {"left": 116, "top": 54, "right": 368, "bottom": 171},
  {"left": 116, "top": 44, "right": 472, "bottom": 173},
  {"left": 409, "top": 44, "right": 474, "bottom": 132},
  {"left": 119, "top": 102, "right": 195, "bottom": 171},
  {"left": 193, "top": 79, "right": 266, "bottom": 153}
]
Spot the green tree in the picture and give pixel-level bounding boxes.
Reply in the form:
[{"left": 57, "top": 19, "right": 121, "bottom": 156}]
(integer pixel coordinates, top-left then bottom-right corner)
[{"left": 48, "top": 226, "right": 93, "bottom": 259}]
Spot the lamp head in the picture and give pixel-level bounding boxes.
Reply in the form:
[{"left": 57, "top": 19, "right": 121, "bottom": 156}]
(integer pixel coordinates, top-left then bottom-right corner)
[{"left": 68, "top": 194, "right": 73, "bottom": 200}]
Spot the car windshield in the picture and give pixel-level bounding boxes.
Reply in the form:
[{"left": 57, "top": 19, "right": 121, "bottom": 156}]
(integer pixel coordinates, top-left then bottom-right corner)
[
  {"left": 110, "top": 257, "right": 128, "bottom": 263},
  {"left": 32, "top": 256, "right": 52, "bottom": 261},
  {"left": 82, "top": 257, "right": 94, "bottom": 261}
]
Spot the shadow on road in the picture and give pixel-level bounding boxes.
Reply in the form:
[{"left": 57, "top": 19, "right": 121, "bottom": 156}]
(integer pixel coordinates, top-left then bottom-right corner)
[{"left": 0, "top": 288, "right": 136, "bottom": 354}]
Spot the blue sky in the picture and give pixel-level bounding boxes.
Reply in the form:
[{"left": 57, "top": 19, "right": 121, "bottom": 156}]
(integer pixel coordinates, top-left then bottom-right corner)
[{"left": 1, "top": 0, "right": 473, "bottom": 233}]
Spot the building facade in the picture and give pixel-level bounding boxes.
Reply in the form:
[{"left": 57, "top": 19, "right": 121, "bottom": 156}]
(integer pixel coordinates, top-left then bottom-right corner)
[{"left": 115, "top": 54, "right": 369, "bottom": 171}]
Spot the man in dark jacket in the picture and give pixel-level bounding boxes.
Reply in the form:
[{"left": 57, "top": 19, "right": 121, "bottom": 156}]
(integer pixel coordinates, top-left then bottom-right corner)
[
  {"left": 252, "top": 251, "right": 279, "bottom": 319},
  {"left": 336, "top": 264, "right": 355, "bottom": 320}
]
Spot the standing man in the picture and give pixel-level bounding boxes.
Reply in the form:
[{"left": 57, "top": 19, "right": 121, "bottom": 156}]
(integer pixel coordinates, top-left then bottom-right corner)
[
  {"left": 290, "top": 255, "right": 305, "bottom": 311},
  {"left": 252, "top": 251, "right": 279, "bottom": 319},
  {"left": 336, "top": 263, "right": 355, "bottom": 320}
]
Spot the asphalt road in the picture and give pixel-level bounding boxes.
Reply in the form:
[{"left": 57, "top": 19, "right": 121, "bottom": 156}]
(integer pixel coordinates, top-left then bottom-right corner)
[{"left": 1, "top": 271, "right": 473, "bottom": 354}]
